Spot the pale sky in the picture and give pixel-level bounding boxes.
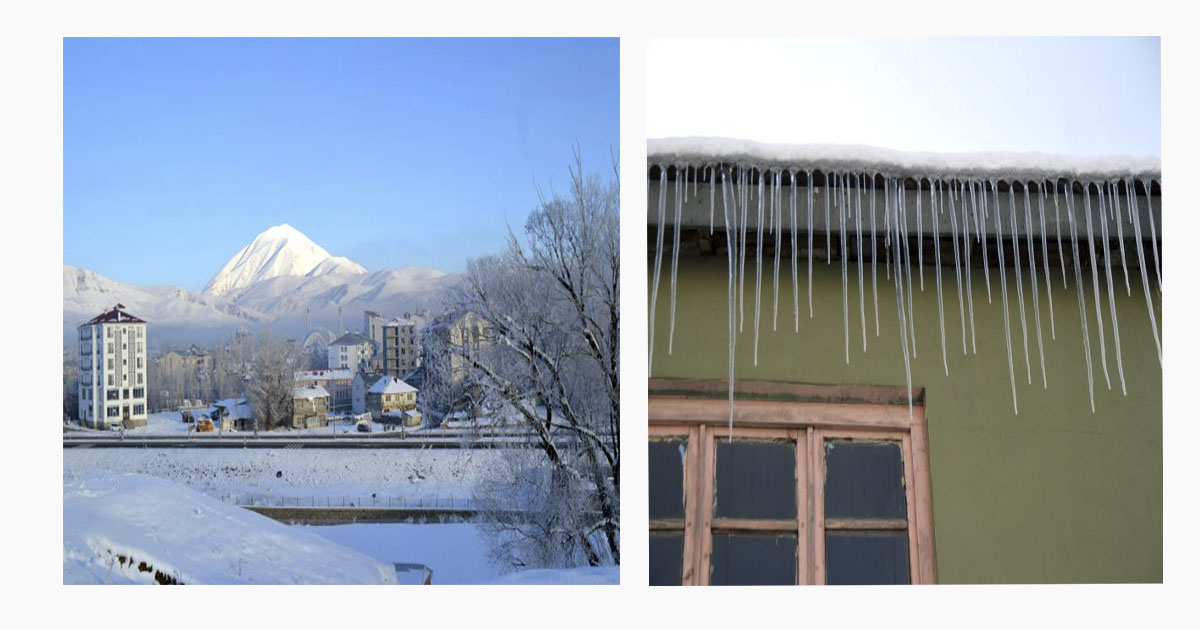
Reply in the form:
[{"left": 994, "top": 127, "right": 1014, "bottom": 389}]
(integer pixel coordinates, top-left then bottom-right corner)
[{"left": 647, "top": 37, "right": 1160, "bottom": 159}]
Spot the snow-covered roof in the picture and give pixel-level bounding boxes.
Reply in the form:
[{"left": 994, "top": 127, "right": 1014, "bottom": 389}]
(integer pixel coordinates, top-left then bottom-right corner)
[
  {"left": 330, "top": 332, "right": 371, "bottom": 347},
  {"left": 295, "top": 368, "right": 353, "bottom": 382},
  {"left": 368, "top": 376, "right": 417, "bottom": 395},
  {"left": 293, "top": 385, "right": 330, "bottom": 399},
  {"left": 213, "top": 397, "right": 253, "bottom": 420},
  {"left": 80, "top": 303, "right": 146, "bottom": 327},
  {"left": 649, "top": 137, "right": 1162, "bottom": 181}
]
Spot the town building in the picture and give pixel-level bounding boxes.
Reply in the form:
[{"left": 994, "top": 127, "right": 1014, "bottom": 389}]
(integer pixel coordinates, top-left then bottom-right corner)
[
  {"left": 646, "top": 139, "right": 1162, "bottom": 585},
  {"left": 351, "top": 370, "right": 387, "bottom": 415},
  {"left": 366, "top": 376, "right": 418, "bottom": 423},
  {"left": 210, "top": 396, "right": 255, "bottom": 432},
  {"left": 382, "top": 314, "right": 426, "bottom": 378},
  {"left": 294, "top": 368, "right": 353, "bottom": 413},
  {"left": 77, "top": 304, "right": 148, "bottom": 429},
  {"left": 291, "top": 385, "right": 330, "bottom": 429},
  {"left": 327, "top": 332, "right": 373, "bottom": 372}
]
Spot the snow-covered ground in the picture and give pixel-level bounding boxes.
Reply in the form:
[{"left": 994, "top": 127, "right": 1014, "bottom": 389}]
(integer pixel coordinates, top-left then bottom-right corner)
[
  {"left": 301, "top": 523, "right": 506, "bottom": 584},
  {"left": 63, "top": 446, "right": 506, "bottom": 505},
  {"left": 490, "top": 566, "right": 620, "bottom": 585},
  {"left": 64, "top": 471, "right": 397, "bottom": 584}
]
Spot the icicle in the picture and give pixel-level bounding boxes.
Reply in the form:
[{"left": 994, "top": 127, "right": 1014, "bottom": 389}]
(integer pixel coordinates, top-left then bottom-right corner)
[
  {"left": 1053, "top": 182, "right": 1067, "bottom": 289},
  {"left": 947, "top": 180, "right": 967, "bottom": 355},
  {"left": 1127, "top": 177, "right": 1162, "bottom": 365},
  {"left": 1083, "top": 183, "right": 1112, "bottom": 390},
  {"left": 825, "top": 172, "right": 833, "bottom": 265},
  {"left": 1065, "top": 185, "right": 1097, "bottom": 412},
  {"left": 1098, "top": 184, "right": 1127, "bottom": 396},
  {"left": 993, "top": 180, "right": 1019, "bottom": 415},
  {"left": 775, "top": 171, "right": 783, "bottom": 332},
  {"left": 1111, "top": 181, "right": 1130, "bottom": 296},
  {"left": 1037, "top": 182, "right": 1057, "bottom": 340},
  {"left": 738, "top": 167, "right": 749, "bottom": 333},
  {"left": 668, "top": 164, "right": 683, "bottom": 355},
  {"left": 1142, "top": 178, "right": 1161, "bottom": 294},
  {"left": 870, "top": 173, "right": 880, "bottom": 336},
  {"left": 917, "top": 178, "right": 925, "bottom": 291},
  {"left": 1023, "top": 183, "right": 1047, "bottom": 388},
  {"left": 649, "top": 166, "right": 667, "bottom": 372},
  {"left": 933, "top": 178, "right": 948, "bottom": 375},
  {"left": 682, "top": 165, "right": 688, "bottom": 203},
  {"left": 856, "top": 172, "right": 867, "bottom": 353},
  {"left": 977, "top": 180, "right": 993, "bottom": 303},
  {"left": 840, "top": 172, "right": 850, "bottom": 364},
  {"left": 888, "top": 178, "right": 913, "bottom": 419},
  {"left": 963, "top": 181, "right": 977, "bottom": 354},
  {"left": 1008, "top": 183, "right": 1032, "bottom": 386},
  {"left": 692, "top": 165, "right": 698, "bottom": 203},
  {"left": 807, "top": 170, "right": 814, "bottom": 318},
  {"left": 754, "top": 169, "right": 764, "bottom": 366},
  {"left": 791, "top": 172, "right": 799, "bottom": 334},
  {"left": 709, "top": 166, "right": 715, "bottom": 236},
  {"left": 720, "top": 168, "right": 738, "bottom": 437},
  {"left": 884, "top": 181, "right": 892, "bottom": 282},
  {"left": 900, "top": 179, "right": 917, "bottom": 359}
]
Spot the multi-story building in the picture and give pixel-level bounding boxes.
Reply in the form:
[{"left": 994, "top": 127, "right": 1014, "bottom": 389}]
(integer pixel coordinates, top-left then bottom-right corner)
[
  {"left": 291, "top": 385, "right": 330, "bottom": 429},
  {"left": 327, "top": 332, "right": 373, "bottom": 372},
  {"left": 366, "top": 376, "right": 419, "bottom": 425},
  {"left": 77, "top": 304, "right": 148, "bottom": 429},
  {"left": 364, "top": 310, "right": 387, "bottom": 372},
  {"left": 365, "top": 310, "right": 426, "bottom": 378},
  {"left": 294, "top": 368, "right": 354, "bottom": 413}
]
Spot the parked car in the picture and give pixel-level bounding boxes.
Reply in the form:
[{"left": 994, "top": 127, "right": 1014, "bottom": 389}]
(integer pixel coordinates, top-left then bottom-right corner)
[{"left": 356, "top": 421, "right": 373, "bottom": 433}]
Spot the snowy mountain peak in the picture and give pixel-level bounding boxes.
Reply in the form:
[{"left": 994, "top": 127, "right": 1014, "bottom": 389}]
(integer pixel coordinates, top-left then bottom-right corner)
[{"left": 203, "top": 224, "right": 362, "bottom": 297}]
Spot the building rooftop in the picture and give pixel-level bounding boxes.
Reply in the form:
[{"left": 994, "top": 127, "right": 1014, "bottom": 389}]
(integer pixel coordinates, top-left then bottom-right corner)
[
  {"left": 80, "top": 304, "right": 146, "bottom": 327},
  {"left": 330, "top": 332, "right": 372, "bottom": 347},
  {"left": 368, "top": 376, "right": 417, "bottom": 395},
  {"left": 293, "top": 385, "right": 330, "bottom": 400}
]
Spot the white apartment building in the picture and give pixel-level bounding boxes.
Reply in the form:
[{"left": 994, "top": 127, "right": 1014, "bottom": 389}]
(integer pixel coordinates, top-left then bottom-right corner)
[
  {"left": 364, "top": 310, "right": 427, "bottom": 378},
  {"left": 77, "top": 304, "right": 148, "bottom": 429},
  {"left": 327, "top": 332, "right": 373, "bottom": 371}
]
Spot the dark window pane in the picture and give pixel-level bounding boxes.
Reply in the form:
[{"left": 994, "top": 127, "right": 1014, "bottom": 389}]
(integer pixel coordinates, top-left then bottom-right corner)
[
  {"left": 649, "top": 532, "right": 684, "bottom": 586},
  {"left": 825, "top": 530, "right": 910, "bottom": 585},
  {"left": 824, "top": 440, "right": 907, "bottom": 519},
  {"left": 710, "top": 533, "right": 796, "bottom": 585},
  {"left": 714, "top": 441, "right": 796, "bottom": 519},
  {"left": 649, "top": 439, "right": 686, "bottom": 520}
]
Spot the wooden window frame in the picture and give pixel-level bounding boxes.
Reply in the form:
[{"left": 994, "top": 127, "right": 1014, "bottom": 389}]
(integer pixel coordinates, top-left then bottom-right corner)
[{"left": 649, "top": 378, "right": 937, "bottom": 585}]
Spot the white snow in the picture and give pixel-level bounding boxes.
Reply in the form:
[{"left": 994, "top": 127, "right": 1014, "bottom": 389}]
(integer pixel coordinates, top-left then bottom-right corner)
[
  {"left": 293, "top": 384, "right": 330, "bottom": 400},
  {"left": 63, "top": 470, "right": 398, "bottom": 584},
  {"left": 301, "top": 522, "right": 507, "bottom": 585},
  {"left": 204, "top": 223, "right": 351, "bottom": 297},
  {"left": 649, "top": 137, "right": 1161, "bottom": 180},
  {"left": 368, "top": 375, "right": 417, "bottom": 395},
  {"left": 489, "top": 566, "right": 620, "bottom": 585}
]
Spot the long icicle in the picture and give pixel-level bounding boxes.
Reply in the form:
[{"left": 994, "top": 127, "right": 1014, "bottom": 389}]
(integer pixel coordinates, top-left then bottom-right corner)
[
  {"left": 933, "top": 178, "right": 948, "bottom": 375},
  {"left": 978, "top": 180, "right": 993, "bottom": 303},
  {"left": 807, "top": 170, "right": 814, "bottom": 318},
  {"left": 964, "top": 181, "right": 978, "bottom": 354},
  {"left": 649, "top": 166, "right": 667, "bottom": 372},
  {"left": 721, "top": 167, "right": 737, "bottom": 438},
  {"left": 825, "top": 171, "right": 833, "bottom": 265},
  {"left": 1083, "top": 183, "right": 1112, "bottom": 390},
  {"left": 1127, "top": 177, "right": 1162, "bottom": 365},
  {"left": 900, "top": 179, "right": 917, "bottom": 358},
  {"left": 1098, "top": 183, "right": 1127, "bottom": 395},
  {"left": 889, "top": 178, "right": 913, "bottom": 419},
  {"left": 1054, "top": 182, "right": 1067, "bottom": 289},
  {"left": 1143, "top": 178, "right": 1161, "bottom": 294},
  {"left": 773, "top": 170, "right": 782, "bottom": 332},
  {"left": 1111, "top": 181, "right": 1130, "bottom": 296},
  {"left": 1008, "top": 182, "right": 1032, "bottom": 386},
  {"left": 1037, "top": 181, "right": 1057, "bottom": 340},
  {"left": 870, "top": 173, "right": 880, "bottom": 336},
  {"left": 709, "top": 166, "right": 715, "bottom": 236},
  {"left": 1024, "top": 182, "right": 1047, "bottom": 388},
  {"left": 668, "top": 164, "right": 683, "bottom": 355},
  {"left": 993, "top": 179, "right": 1019, "bottom": 414},
  {"left": 739, "top": 166, "right": 749, "bottom": 333},
  {"left": 1065, "top": 184, "right": 1096, "bottom": 412},
  {"left": 856, "top": 172, "right": 867, "bottom": 353},
  {"left": 917, "top": 178, "right": 925, "bottom": 290},
  {"left": 754, "top": 168, "right": 764, "bottom": 366},
  {"left": 947, "top": 180, "right": 966, "bottom": 355},
  {"left": 840, "top": 172, "right": 850, "bottom": 363},
  {"left": 791, "top": 171, "right": 800, "bottom": 333}
]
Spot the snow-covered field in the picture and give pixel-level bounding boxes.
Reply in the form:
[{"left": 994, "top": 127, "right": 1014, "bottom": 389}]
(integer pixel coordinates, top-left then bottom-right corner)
[
  {"left": 301, "top": 523, "right": 506, "bottom": 584},
  {"left": 64, "top": 471, "right": 397, "bottom": 584},
  {"left": 119, "top": 411, "right": 411, "bottom": 437},
  {"left": 63, "top": 446, "right": 506, "bottom": 504}
]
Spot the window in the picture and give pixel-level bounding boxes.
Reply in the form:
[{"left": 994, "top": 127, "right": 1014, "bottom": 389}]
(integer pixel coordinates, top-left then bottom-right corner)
[
  {"left": 133, "top": 404, "right": 144, "bottom": 415},
  {"left": 137, "top": 372, "right": 143, "bottom": 385},
  {"left": 107, "top": 407, "right": 119, "bottom": 417},
  {"left": 648, "top": 379, "right": 935, "bottom": 585},
  {"left": 107, "top": 344, "right": 113, "bottom": 354},
  {"left": 107, "top": 375, "right": 113, "bottom": 386},
  {"left": 137, "top": 357, "right": 142, "bottom": 368},
  {"left": 106, "top": 389, "right": 119, "bottom": 401},
  {"left": 137, "top": 327, "right": 143, "bottom": 338}
]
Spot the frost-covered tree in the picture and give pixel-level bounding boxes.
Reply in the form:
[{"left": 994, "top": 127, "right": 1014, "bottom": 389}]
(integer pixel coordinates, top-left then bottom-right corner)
[
  {"left": 245, "top": 331, "right": 300, "bottom": 431},
  {"left": 440, "top": 151, "right": 620, "bottom": 567}
]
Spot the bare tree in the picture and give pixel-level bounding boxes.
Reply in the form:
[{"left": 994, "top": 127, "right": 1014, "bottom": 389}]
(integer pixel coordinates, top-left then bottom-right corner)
[{"left": 245, "top": 331, "right": 300, "bottom": 431}]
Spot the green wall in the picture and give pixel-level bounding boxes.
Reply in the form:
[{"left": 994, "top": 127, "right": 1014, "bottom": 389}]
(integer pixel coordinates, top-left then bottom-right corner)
[{"left": 649, "top": 252, "right": 1162, "bottom": 583}]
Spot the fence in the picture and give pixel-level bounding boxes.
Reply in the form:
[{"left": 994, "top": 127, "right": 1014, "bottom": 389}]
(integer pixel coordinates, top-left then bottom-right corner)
[{"left": 230, "top": 493, "right": 489, "bottom": 510}]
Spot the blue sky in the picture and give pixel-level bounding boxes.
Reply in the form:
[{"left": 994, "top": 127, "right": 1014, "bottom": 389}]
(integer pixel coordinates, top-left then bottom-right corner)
[
  {"left": 647, "top": 37, "right": 1160, "bottom": 158},
  {"left": 64, "top": 38, "right": 619, "bottom": 288}
]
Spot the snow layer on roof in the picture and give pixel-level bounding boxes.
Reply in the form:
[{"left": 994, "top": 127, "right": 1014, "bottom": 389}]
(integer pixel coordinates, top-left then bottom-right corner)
[
  {"left": 369, "top": 376, "right": 417, "bottom": 395},
  {"left": 293, "top": 385, "right": 330, "bottom": 399},
  {"left": 295, "top": 368, "right": 353, "bottom": 382},
  {"left": 649, "top": 137, "right": 1161, "bottom": 181},
  {"left": 63, "top": 470, "right": 397, "bottom": 584}
]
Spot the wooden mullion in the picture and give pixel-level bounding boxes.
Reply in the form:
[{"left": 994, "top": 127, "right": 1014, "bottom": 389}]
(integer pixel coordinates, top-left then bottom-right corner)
[
  {"left": 710, "top": 518, "right": 798, "bottom": 532},
  {"left": 824, "top": 518, "right": 908, "bottom": 531}
]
